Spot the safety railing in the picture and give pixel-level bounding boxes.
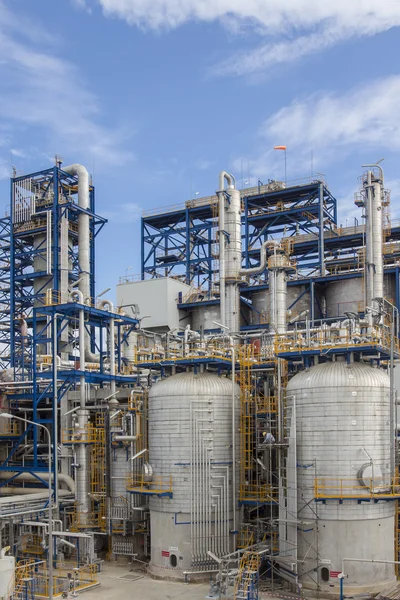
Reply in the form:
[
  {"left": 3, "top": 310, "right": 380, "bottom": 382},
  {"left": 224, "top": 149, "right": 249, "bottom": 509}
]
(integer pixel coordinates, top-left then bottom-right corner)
[
  {"left": 256, "top": 395, "right": 277, "bottom": 414},
  {"left": 237, "top": 527, "right": 255, "bottom": 549},
  {"left": 134, "top": 341, "right": 235, "bottom": 364},
  {"left": 70, "top": 502, "right": 106, "bottom": 531},
  {"left": 12, "top": 559, "right": 44, "bottom": 599},
  {"left": 314, "top": 477, "right": 400, "bottom": 499},
  {"left": 126, "top": 474, "right": 173, "bottom": 497},
  {"left": 181, "top": 286, "right": 220, "bottom": 304},
  {"left": 239, "top": 483, "right": 278, "bottom": 503},
  {"left": 275, "top": 323, "right": 399, "bottom": 356},
  {"left": 0, "top": 418, "right": 20, "bottom": 436},
  {"left": 61, "top": 424, "right": 104, "bottom": 445},
  {"left": 21, "top": 534, "right": 46, "bottom": 555},
  {"left": 33, "top": 563, "right": 98, "bottom": 597}
]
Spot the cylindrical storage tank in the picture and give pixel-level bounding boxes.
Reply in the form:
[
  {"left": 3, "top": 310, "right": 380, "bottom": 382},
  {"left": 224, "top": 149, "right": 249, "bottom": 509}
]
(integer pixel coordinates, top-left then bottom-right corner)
[
  {"left": 0, "top": 555, "right": 15, "bottom": 599},
  {"left": 191, "top": 306, "right": 221, "bottom": 332},
  {"left": 148, "top": 372, "right": 240, "bottom": 580},
  {"left": 250, "top": 290, "right": 268, "bottom": 325},
  {"left": 269, "top": 270, "right": 287, "bottom": 334},
  {"left": 286, "top": 361, "right": 395, "bottom": 595},
  {"left": 325, "top": 279, "right": 363, "bottom": 318},
  {"left": 287, "top": 284, "right": 311, "bottom": 318}
]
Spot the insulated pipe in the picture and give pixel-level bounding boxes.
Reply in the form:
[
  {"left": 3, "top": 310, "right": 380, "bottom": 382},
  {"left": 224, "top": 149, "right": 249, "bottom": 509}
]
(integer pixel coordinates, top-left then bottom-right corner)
[
  {"left": 114, "top": 435, "right": 138, "bottom": 442},
  {"left": 239, "top": 240, "right": 270, "bottom": 276},
  {"left": 69, "top": 289, "right": 90, "bottom": 525},
  {"left": 99, "top": 300, "right": 116, "bottom": 396},
  {"left": 0, "top": 487, "right": 65, "bottom": 496},
  {"left": 0, "top": 471, "right": 75, "bottom": 493},
  {"left": 63, "top": 164, "right": 99, "bottom": 362}
]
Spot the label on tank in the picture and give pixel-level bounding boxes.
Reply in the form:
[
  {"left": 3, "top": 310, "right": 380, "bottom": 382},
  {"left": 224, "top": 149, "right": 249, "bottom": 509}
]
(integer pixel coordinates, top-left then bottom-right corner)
[
  {"left": 169, "top": 546, "right": 179, "bottom": 552},
  {"left": 161, "top": 551, "right": 170, "bottom": 557},
  {"left": 330, "top": 571, "right": 341, "bottom": 578}
]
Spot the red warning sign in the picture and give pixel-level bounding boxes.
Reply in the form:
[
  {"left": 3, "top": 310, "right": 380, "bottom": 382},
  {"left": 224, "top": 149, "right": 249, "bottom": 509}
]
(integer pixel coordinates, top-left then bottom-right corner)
[
  {"left": 330, "top": 571, "right": 341, "bottom": 578},
  {"left": 161, "top": 550, "right": 170, "bottom": 558}
]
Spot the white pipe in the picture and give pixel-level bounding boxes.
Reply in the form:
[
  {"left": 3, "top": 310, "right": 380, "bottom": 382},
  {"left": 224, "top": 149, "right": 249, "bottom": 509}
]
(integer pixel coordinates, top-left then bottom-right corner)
[
  {"left": 0, "top": 472, "right": 75, "bottom": 493},
  {"left": 63, "top": 164, "right": 99, "bottom": 362},
  {"left": 99, "top": 300, "right": 116, "bottom": 395},
  {"left": 69, "top": 289, "right": 91, "bottom": 524},
  {"left": 0, "top": 487, "right": 60, "bottom": 496},
  {"left": 217, "top": 190, "right": 226, "bottom": 327},
  {"left": 240, "top": 241, "right": 270, "bottom": 276},
  {"left": 114, "top": 435, "right": 138, "bottom": 442}
]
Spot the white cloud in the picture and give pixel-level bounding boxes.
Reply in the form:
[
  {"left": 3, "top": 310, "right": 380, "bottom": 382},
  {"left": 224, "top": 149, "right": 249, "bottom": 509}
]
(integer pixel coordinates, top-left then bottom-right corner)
[
  {"left": 0, "top": 2, "right": 134, "bottom": 166},
  {"left": 83, "top": 0, "right": 400, "bottom": 74},
  {"left": 240, "top": 75, "right": 400, "bottom": 180}
]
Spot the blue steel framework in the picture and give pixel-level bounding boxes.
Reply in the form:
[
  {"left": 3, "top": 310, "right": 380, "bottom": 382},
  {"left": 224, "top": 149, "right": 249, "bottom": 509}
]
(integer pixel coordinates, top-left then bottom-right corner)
[
  {"left": 0, "top": 300, "right": 138, "bottom": 499},
  {"left": 0, "top": 166, "right": 139, "bottom": 507},
  {"left": 0, "top": 166, "right": 107, "bottom": 377},
  {"left": 141, "top": 179, "right": 400, "bottom": 328},
  {"left": 141, "top": 182, "right": 337, "bottom": 288}
]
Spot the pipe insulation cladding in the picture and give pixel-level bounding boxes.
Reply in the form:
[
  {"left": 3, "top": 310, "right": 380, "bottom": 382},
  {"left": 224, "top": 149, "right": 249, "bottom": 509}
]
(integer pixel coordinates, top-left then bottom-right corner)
[{"left": 147, "top": 371, "right": 240, "bottom": 580}]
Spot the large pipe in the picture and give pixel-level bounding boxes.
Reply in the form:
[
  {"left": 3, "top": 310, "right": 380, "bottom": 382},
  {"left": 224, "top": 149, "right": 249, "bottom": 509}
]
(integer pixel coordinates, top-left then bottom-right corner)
[
  {"left": 69, "top": 289, "right": 91, "bottom": 525},
  {"left": 240, "top": 241, "right": 270, "bottom": 276},
  {"left": 99, "top": 300, "right": 116, "bottom": 396},
  {"left": 62, "top": 164, "right": 99, "bottom": 362},
  {"left": 0, "top": 472, "right": 75, "bottom": 493}
]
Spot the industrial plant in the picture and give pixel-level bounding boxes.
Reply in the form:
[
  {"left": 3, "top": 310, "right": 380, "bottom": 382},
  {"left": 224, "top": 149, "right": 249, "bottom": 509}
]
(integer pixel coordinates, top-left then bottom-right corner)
[{"left": 0, "top": 159, "right": 398, "bottom": 599}]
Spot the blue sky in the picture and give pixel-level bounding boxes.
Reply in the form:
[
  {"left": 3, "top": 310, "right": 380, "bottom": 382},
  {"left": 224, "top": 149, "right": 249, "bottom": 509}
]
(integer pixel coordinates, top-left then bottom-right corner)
[{"left": 0, "top": 0, "right": 400, "bottom": 298}]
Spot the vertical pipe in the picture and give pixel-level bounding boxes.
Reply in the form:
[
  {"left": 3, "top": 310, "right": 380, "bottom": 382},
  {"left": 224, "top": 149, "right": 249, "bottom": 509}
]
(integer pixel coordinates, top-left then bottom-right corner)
[
  {"left": 190, "top": 401, "right": 193, "bottom": 560},
  {"left": 365, "top": 170, "right": 374, "bottom": 309},
  {"left": 218, "top": 190, "right": 226, "bottom": 328},
  {"left": 319, "top": 183, "right": 325, "bottom": 276},
  {"left": 231, "top": 340, "right": 237, "bottom": 535},
  {"left": 52, "top": 316, "right": 58, "bottom": 510},
  {"left": 390, "top": 315, "right": 395, "bottom": 480}
]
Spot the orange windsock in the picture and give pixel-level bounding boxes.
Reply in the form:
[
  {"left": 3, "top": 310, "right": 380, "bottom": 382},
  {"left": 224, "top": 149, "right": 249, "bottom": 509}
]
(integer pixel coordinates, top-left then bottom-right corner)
[{"left": 274, "top": 145, "right": 287, "bottom": 150}]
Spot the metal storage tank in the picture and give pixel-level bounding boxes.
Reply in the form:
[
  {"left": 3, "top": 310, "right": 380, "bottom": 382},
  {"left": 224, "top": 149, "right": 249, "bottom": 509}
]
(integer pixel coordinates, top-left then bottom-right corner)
[
  {"left": 325, "top": 275, "right": 395, "bottom": 318},
  {"left": 287, "top": 284, "right": 311, "bottom": 318},
  {"left": 325, "top": 279, "right": 363, "bottom": 317},
  {"left": 148, "top": 371, "right": 240, "bottom": 579},
  {"left": 250, "top": 290, "right": 268, "bottom": 325},
  {"left": 286, "top": 360, "right": 395, "bottom": 594},
  {"left": 191, "top": 306, "right": 221, "bottom": 331}
]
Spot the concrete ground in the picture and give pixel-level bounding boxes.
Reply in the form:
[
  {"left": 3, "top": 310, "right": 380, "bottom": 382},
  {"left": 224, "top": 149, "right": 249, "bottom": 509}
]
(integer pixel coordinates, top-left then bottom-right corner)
[
  {"left": 78, "top": 562, "right": 296, "bottom": 600},
  {"left": 79, "top": 563, "right": 211, "bottom": 599}
]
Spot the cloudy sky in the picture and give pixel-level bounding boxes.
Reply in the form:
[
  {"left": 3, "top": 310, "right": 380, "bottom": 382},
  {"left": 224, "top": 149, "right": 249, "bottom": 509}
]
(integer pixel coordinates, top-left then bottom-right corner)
[{"left": 0, "top": 0, "right": 399, "bottom": 294}]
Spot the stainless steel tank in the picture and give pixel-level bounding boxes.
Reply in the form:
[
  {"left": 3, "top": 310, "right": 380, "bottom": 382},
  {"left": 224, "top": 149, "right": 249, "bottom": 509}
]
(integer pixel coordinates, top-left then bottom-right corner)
[
  {"left": 287, "top": 284, "right": 310, "bottom": 318},
  {"left": 325, "top": 279, "right": 363, "bottom": 317},
  {"left": 191, "top": 306, "right": 221, "bottom": 331},
  {"left": 286, "top": 360, "right": 395, "bottom": 593},
  {"left": 250, "top": 290, "right": 268, "bottom": 325},
  {"left": 148, "top": 371, "right": 240, "bottom": 579}
]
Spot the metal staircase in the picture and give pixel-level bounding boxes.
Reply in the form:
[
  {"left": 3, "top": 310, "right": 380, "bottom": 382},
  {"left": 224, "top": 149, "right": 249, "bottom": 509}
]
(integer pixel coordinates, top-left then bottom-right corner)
[{"left": 234, "top": 551, "right": 260, "bottom": 600}]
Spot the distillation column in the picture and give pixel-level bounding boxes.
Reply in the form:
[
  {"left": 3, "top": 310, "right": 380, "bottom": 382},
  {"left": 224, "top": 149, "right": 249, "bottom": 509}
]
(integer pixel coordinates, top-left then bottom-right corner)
[
  {"left": 217, "top": 171, "right": 269, "bottom": 333},
  {"left": 268, "top": 243, "right": 295, "bottom": 334},
  {"left": 364, "top": 168, "right": 384, "bottom": 312},
  {"left": 217, "top": 172, "right": 242, "bottom": 332}
]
